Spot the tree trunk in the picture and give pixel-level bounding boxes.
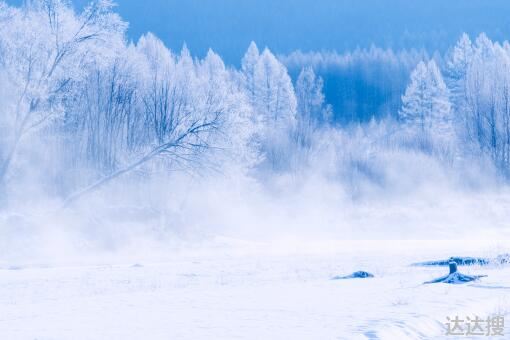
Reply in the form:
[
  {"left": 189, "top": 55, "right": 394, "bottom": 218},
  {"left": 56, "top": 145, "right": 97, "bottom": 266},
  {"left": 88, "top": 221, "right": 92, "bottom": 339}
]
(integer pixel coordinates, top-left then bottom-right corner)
[
  {"left": 61, "top": 147, "right": 162, "bottom": 208},
  {"left": 449, "top": 261, "right": 458, "bottom": 274},
  {"left": 0, "top": 135, "right": 22, "bottom": 192}
]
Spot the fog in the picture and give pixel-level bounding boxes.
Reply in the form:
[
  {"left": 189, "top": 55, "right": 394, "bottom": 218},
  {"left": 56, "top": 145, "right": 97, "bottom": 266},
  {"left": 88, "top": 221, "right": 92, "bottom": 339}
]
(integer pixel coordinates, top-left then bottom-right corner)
[{"left": 2, "top": 125, "right": 508, "bottom": 266}]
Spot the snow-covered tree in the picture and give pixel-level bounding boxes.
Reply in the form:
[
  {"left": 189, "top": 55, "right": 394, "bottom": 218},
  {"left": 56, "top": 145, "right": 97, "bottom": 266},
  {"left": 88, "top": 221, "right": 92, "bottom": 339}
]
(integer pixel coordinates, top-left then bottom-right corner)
[
  {"left": 0, "top": 0, "right": 126, "bottom": 191},
  {"left": 400, "top": 60, "right": 454, "bottom": 145},
  {"left": 241, "top": 41, "right": 260, "bottom": 99},
  {"left": 63, "top": 42, "right": 261, "bottom": 205},
  {"left": 197, "top": 49, "right": 260, "bottom": 173},
  {"left": 240, "top": 45, "right": 297, "bottom": 170},
  {"left": 464, "top": 35, "right": 510, "bottom": 172},
  {"left": 252, "top": 48, "right": 297, "bottom": 130},
  {"left": 294, "top": 67, "right": 331, "bottom": 149},
  {"left": 284, "top": 66, "right": 333, "bottom": 169},
  {"left": 445, "top": 34, "right": 473, "bottom": 118}
]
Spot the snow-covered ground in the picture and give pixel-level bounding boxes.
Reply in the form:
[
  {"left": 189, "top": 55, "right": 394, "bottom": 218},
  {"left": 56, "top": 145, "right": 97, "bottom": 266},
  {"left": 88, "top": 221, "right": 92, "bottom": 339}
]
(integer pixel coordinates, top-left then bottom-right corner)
[{"left": 1, "top": 239, "right": 509, "bottom": 340}]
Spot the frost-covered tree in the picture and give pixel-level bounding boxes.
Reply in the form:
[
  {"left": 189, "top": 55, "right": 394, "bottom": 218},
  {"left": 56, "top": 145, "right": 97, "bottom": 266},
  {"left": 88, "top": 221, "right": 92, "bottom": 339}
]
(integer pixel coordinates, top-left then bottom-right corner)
[
  {"left": 252, "top": 48, "right": 297, "bottom": 131},
  {"left": 240, "top": 45, "right": 298, "bottom": 170},
  {"left": 63, "top": 47, "right": 141, "bottom": 179},
  {"left": 464, "top": 34, "right": 510, "bottom": 172},
  {"left": 137, "top": 33, "right": 177, "bottom": 145},
  {"left": 241, "top": 41, "right": 260, "bottom": 100},
  {"left": 445, "top": 34, "right": 473, "bottom": 119},
  {"left": 240, "top": 48, "right": 297, "bottom": 170},
  {"left": 400, "top": 60, "right": 454, "bottom": 145},
  {"left": 197, "top": 49, "right": 260, "bottom": 173},
  {"left": 0, "top": 0, "right": 126, "bottom": 191},
  {"left": 294, "top": 67, "right": 331, "bottom": 149},
  {"left": 63, "top": 44, "right": 254, "bottom": 205}
]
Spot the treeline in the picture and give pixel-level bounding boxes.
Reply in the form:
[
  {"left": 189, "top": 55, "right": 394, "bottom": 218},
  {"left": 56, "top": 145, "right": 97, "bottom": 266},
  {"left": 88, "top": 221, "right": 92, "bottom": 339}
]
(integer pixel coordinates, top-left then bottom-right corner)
[{"left": 0, "top": 0, "right": 509, "bottom": 208}]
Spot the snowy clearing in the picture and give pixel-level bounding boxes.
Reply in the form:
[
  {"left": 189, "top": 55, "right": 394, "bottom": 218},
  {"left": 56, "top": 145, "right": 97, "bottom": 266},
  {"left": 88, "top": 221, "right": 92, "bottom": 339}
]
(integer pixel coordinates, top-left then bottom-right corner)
[{"left": 1, "top": 239, "right": 509, "bottom": 340}]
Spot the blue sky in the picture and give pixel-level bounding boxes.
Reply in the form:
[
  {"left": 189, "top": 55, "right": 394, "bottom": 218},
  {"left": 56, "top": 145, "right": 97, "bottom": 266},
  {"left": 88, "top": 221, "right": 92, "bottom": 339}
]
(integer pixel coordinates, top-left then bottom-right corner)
[{"left": 8, "top": 0, "right": 510, "bottom": 64}]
